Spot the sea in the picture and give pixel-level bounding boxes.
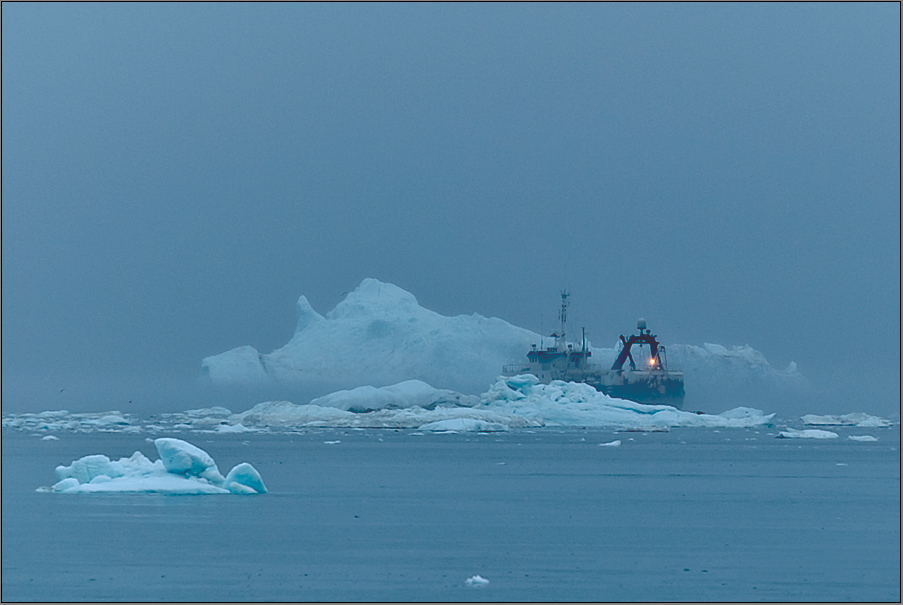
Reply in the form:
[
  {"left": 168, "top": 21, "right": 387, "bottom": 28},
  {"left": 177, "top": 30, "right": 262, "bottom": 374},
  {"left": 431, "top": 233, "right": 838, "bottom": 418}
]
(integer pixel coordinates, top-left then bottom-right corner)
[{"left": 2, "top": 424, "right": 900, "bottom": 602}]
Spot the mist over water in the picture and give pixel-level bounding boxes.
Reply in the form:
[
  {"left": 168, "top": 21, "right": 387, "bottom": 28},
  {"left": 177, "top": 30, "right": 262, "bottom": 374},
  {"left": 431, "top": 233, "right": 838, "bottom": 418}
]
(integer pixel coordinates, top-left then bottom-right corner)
[{"left": 2, "top": 4, "right": 900, "bottom": 419}]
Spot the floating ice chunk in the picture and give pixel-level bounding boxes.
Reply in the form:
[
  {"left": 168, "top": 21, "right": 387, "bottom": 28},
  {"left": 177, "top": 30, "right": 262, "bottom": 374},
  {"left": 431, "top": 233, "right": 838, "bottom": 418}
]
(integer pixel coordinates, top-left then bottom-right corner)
[
  {"left": 45, "top": 438, "right": 265, "bottom": 495},
  {"left": 324, "top": 440, "right": 341, "bottom": 444},
  {"left": 42, "top": 435, "right": 59, "bottom": 441},
  {"left": 418, "top": 418, "right": 508, "bottom": 432},
  {"left": 223, "top": 462, "right": 267, "bottom": 494},
  {"left": 802, "top": 413, "right": 890, "bottom": 428},
  {"left": 777, "top": 428, "right": 839, "bottom": 439},
  {"left": 599, "top": 440, "right": 622, "bottom": 447},
  {"left": 217, "top": 423, "right": 252, "bottom": 433},
  {"left": 465, "top": 575, "right": 489, "bottom": 587},
  {"left": 185, "top": 406, "right": 233, "bottom": 417},
  {"left": 229, "top": 401, "right": 355, "bottom": 428},
  {"left": 848, "top": 435, "right": 878, "bottom": 442},
  {"left": 310, "top": 380, "right": 478, "bottom": 412}
]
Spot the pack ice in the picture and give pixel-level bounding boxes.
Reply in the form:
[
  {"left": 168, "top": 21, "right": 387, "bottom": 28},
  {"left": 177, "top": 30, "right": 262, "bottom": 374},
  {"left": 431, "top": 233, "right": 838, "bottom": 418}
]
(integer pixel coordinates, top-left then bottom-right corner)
[
  {"left": 201, "top": 278, "right": 807, "bottom": 402},
  {"left": 6, "top": 379, "right": 893, "bottom": 434},
  {"left": 226, "top": 375, "right": 776, "bottom": 431},
  {"left": 44, "top": 438, "right": 266, "bottom": 494}
]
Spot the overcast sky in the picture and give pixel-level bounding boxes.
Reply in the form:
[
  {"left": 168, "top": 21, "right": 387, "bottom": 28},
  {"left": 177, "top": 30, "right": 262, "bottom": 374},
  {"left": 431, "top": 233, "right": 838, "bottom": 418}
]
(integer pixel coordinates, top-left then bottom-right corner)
[{"left": 2, "top": 3, "right": 899, "bottom": 414}]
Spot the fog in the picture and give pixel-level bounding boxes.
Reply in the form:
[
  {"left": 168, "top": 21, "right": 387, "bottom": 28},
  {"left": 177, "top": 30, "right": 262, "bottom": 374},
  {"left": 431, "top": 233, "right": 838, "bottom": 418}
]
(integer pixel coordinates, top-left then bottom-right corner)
[{"left": 2, "top": 3, "right": 899, "bottom": 417}]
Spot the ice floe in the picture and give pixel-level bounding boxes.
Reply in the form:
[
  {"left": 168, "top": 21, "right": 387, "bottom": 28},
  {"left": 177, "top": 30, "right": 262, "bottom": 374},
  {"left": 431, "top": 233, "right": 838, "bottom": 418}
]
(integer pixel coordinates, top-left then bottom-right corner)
[
  {"left": 847, "top": 435, "right": 878, "bottom": 442},
  {"left": 8, "top": 377, "right": 896, "bottom": 436},
  {"left": 465, "top": 575, "right": 489, "bottom": 587},
  {"left": 801, "top": 413, "right": 891, "bottom": 428},
  {"left": 2, "top": 410, "right": 141, "bottom": 433},
  {"left": 777, "top": 428, "right": 839, "bottom": 439},
  {"left": 309, "top": 380, "right": 479, "bottom": 412},
  {"left": 43, "top": 438, "right": 266, "bottom": 494}
]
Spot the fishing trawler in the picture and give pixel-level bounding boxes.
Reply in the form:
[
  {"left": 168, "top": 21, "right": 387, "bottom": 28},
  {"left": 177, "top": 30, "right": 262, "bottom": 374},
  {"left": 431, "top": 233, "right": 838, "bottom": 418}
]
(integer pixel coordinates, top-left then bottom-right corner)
[{"left": 502, "top": 292, "right": 685, "bottom": 408}]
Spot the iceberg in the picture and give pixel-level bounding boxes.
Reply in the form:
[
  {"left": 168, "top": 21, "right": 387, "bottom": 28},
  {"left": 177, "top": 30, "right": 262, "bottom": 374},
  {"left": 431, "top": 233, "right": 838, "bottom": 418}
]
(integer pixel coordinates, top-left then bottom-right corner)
[
  {"left": 201, "top": 278, "right": 807, "bottom": 405},
  {"left": 44, "top": 438, "right": 266, "bottom": 494}
]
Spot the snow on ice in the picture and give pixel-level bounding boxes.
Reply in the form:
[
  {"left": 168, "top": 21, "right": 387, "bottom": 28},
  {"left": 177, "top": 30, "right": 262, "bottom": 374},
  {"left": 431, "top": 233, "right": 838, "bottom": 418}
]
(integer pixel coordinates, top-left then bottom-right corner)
[
  {"left": 201, "top": 278, "right": 807, "bottom": 401},
  {"left": 42, "top": 438, "right": 266, "bottom": 494}
]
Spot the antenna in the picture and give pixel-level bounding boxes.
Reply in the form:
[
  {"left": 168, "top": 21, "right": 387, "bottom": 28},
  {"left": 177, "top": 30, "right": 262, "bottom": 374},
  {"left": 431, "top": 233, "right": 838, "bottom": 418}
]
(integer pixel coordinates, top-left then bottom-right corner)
[{"left": 559, "top": 289, "right": 569, "bottom": 342}]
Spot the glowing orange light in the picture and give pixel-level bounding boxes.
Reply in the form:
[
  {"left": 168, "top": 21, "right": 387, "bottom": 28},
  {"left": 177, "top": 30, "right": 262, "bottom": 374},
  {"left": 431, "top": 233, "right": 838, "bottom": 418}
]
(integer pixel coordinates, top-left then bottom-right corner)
[{"left": 649, "top": 358, "right": 656, "bottom": 365}]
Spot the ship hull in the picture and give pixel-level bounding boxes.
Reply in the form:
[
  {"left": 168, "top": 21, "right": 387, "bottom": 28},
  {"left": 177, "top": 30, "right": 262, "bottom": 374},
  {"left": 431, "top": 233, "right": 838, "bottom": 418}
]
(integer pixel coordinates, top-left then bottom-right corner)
[
  {"left": 584, "top": 371, "right": 685, "bottom": 409},
  {"left": 596, "top": 382, "right": 685, "bottom": 408}
]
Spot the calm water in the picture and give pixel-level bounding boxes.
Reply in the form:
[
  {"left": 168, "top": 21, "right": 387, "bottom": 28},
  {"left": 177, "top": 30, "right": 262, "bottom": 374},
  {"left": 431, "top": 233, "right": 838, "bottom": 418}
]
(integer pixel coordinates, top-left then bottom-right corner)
[{"left": 2, "top": 426, "right": 900, "bottom": 602}]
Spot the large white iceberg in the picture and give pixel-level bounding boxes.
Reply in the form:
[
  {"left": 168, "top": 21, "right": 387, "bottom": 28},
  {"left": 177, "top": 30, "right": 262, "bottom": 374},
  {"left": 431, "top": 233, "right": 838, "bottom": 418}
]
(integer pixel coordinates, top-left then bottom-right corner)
[
  {"left": 45, "top": 438, "right": 266, "bottom": 494},
  {"left": 201, "top": 279, "right": 807, "bottom": 405}
]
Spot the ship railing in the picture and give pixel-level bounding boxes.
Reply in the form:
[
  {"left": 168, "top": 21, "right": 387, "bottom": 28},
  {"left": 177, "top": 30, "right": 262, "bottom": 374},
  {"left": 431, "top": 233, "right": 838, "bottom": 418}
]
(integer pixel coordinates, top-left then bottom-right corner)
[{"left": 502, "top": 364, "right": 531, "bottom": 375}]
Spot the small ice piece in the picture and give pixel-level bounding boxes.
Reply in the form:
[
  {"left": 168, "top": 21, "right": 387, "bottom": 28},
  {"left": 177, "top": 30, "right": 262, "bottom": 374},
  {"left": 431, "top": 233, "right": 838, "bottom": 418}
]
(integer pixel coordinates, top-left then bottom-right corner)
[
  {"left": 217, "top": 423, "right": 252, "bottom": 433},
  {"left": 324, "top": 440, "right": 341, "bottom": 444},
  {"left": 42, "top": 435, "right": 59, "bottom": 441},
  {"left": 848, "top": 435, "right": 878, "bottom": 442},
  {"left": 223, "top": 462, "right": 267, "bottom": 494},
  {"left": 776, "top": 428, "right": 839, "bottom": 439},
  {"left": 599, "top": 440, "right": 621, "bottom": 447},
  {"left": 465, "top": 575, "right": 489, "bottom": 587},
  {"left": 418, "top": 418, "right": 508, "bottom": 432}
]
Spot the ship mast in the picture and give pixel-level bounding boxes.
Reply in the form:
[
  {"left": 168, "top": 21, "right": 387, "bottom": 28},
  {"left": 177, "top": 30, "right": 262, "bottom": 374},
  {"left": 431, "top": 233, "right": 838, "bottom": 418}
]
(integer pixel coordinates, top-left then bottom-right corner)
[{"left": 557, "top": 290, "right": 569, "bottom": 350}]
